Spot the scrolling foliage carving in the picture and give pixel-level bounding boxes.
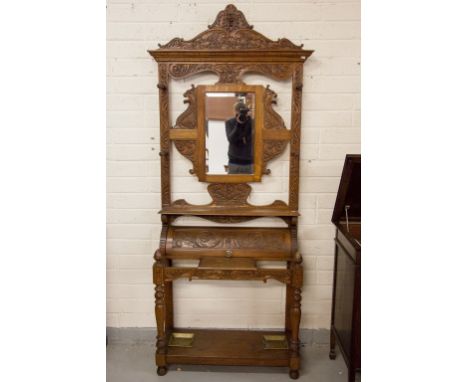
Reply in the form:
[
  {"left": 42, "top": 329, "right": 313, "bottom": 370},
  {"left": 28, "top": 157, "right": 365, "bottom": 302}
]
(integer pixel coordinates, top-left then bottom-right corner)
[
  {"left": 171, "top": 183, "right": 288, "bottom": 217},
  {"left": 172, "top": 229, "right": 287, "bottom": 251},
  {"left": 172, "top": 86, "right": 197, "bottom": 173},
  {"left": 263, "top": 86, "right": 289, "bottom": 173},
  {"left": 157, "top": 4, "right": 302, "bottom": 84},
  {"left": 159, "top": 5, "right": 302, "bottom": 51},
  {"left": 168, "top": 63, "right": 294, "bottom": 84}
]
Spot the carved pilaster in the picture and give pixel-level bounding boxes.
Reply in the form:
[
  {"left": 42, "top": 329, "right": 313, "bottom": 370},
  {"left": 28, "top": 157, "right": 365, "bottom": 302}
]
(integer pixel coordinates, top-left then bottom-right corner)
[
  {"left": 289, "top": 64, "right": 304, "bottom": 210},
  {"left": 158, "top": 64, "right": 171, "bottom": 207}
]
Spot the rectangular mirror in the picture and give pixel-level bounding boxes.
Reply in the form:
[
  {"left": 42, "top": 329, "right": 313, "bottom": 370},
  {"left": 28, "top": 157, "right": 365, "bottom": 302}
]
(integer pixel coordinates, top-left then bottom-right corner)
[
  {"left": 205, "top": 91, "right": 255, "bottom": 175},
  {"left": 197, "top": 84, "right": 264, "bottom": 183}
]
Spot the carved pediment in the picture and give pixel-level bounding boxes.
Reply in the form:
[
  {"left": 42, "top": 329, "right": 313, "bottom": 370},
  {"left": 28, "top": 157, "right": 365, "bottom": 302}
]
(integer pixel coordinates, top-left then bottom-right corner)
[{"left": 158, "top": 4, "right": 303, "bottom": 51}]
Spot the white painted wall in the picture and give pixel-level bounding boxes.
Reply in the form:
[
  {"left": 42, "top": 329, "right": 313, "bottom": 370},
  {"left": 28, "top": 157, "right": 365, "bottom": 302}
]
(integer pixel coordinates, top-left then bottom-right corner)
[{"left": 107, "top": 0, "right": 361, "bottom": 328}]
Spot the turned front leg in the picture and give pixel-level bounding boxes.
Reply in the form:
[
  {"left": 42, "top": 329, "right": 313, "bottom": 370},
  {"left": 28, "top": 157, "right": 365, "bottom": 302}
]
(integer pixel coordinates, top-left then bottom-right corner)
[
  {"left": 154, "top": 257, "right": 167, "bottom": 376},
  {"left": 289, "top": 254, "right": 303, "bottom": 380}
]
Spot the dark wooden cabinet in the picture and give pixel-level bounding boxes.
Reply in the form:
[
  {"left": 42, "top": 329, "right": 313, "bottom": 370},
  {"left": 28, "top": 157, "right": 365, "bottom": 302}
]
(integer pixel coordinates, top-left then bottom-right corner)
[{"left": 329, "top": 154, "right": 361, "bottom": 382}]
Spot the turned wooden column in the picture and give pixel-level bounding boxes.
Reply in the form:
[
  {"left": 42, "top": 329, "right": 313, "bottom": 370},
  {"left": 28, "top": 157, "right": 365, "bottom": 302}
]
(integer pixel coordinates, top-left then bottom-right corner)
[
  {"left": 154, "top": 250, "right": 168, "bottom": 376},
  {"left": 289, "top": 252, "right": 303, "bottom": 380}
]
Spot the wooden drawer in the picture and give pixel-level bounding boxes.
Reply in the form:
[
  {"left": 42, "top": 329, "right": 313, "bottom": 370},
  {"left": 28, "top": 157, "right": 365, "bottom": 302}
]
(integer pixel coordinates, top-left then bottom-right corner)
[{"left": 165, "top": 226, "right": 293, "bottom": 260}]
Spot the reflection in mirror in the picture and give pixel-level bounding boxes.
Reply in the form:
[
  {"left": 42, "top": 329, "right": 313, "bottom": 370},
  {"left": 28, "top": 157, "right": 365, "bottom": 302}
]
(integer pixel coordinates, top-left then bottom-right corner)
[{"left": 205, "top": 92, "right": 255, "bottom": 175}]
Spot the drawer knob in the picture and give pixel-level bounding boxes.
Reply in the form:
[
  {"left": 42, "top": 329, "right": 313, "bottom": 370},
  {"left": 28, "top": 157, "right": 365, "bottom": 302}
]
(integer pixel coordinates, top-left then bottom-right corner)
[{"left": 225, "top": 250, "right": 233, "bottom": 258}]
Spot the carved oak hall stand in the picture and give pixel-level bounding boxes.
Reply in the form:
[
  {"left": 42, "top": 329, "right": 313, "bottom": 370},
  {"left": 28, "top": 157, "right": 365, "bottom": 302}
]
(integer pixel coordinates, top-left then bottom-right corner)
[{"left": 148, "top": 5, "right": 313, "bottom": 379}]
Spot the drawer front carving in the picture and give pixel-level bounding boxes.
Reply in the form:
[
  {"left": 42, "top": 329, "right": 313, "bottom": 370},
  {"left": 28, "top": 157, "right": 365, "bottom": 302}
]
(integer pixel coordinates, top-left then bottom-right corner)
[{"left": 166, "top": 227, "right": 292, "bottom": 259}]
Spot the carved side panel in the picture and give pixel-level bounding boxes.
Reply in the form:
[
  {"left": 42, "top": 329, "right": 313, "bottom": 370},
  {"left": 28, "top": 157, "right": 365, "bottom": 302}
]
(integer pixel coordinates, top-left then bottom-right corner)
[
  {"left": 262, "top": 87, "right": 290, "bottom": 173},
  {"left": 263, "top": 140, "right": 288, "bottom": 165},
  {"left": 264, "top": 87, "right": 286, "bottom": 130},
  {"left": 172, "top": 86, "right": 197, "bottom": 172},
  {"left": 174, "top": 86, "right": 197, "bottom": 130}
]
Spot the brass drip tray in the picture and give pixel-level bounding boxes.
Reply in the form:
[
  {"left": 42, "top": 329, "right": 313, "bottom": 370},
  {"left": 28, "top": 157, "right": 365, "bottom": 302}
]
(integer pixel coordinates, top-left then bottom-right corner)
[
  {"left": 263, "top": 334, "right": 288, "bottom": 350},
  {"left": 168, "top": 332, "right": 194, "bottom": 347}
]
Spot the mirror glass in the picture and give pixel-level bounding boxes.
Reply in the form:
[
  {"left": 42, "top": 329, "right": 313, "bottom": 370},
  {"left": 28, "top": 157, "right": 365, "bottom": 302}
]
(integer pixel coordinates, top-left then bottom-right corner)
[{"left": 205, "top": 92, "right": 255, "bottom": 175}]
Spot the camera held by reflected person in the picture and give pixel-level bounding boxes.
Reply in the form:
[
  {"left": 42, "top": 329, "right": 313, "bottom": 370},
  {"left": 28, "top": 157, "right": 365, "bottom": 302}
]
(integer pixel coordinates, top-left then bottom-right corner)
[{"left": 237, "top": 106, "right": 250, "bottom": 123}]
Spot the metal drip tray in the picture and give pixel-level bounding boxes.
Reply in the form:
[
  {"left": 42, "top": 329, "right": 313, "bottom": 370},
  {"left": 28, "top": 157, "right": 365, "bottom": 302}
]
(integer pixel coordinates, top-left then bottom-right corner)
[
  {"left": 263, "top": 334, "right": 288, "bottom": 350},
  {"left": 168, "top": 332, "right": 194, "bottom": 347}
]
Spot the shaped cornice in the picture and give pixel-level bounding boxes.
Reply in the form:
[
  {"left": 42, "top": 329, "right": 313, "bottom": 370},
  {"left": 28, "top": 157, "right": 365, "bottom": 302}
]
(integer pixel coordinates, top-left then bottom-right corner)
[{"left": 156, "top": 4, "right": 304, "bottom": 51}]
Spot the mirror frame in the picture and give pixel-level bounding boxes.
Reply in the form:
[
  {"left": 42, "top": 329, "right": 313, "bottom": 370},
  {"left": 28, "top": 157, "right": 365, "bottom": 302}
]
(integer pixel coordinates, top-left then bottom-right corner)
[{"left": 197, "top": 84, "right": 264, "bottom": 183}]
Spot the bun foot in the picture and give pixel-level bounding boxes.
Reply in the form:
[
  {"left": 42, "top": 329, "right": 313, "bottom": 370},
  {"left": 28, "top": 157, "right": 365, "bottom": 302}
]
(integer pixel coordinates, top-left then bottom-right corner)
[
  {"left": 289, "top": 369, "right": 299, "bottom": 379},
  {"left": 157, "top": 366, "right": 168, "bottom": 376},
  {"left": 329, "top": 350, "right": 336, "bottom": 360}
]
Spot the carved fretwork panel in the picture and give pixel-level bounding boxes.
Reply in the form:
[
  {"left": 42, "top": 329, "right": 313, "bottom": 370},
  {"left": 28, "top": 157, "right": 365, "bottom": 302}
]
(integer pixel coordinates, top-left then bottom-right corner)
[
  {"left": 170, "top": 183, "right": 289, "bottom": 212},
  {"left": 168, "top": 63, "right": 294, "bottom": 83},
  {"left": 208, "top": 183, "right": 251, "bottom": 206}
]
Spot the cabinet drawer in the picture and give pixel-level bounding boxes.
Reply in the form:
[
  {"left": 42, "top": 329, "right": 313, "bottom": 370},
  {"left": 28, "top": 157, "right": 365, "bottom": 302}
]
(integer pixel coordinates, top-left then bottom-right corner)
[{"left": 165, "top": 226, "right": 292, "bottom": 260}]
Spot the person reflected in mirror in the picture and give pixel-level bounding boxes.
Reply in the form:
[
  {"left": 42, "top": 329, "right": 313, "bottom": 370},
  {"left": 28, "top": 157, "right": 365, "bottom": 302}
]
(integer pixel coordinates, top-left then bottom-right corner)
[{"left": 225, "top": 101, "right": 254, "bottom": 174}]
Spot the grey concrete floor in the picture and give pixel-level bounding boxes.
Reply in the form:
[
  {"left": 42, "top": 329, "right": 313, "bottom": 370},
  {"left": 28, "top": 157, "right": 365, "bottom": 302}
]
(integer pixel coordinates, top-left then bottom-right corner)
[{"left": 107, "top": 332, "right": 359, "bottom": 382}]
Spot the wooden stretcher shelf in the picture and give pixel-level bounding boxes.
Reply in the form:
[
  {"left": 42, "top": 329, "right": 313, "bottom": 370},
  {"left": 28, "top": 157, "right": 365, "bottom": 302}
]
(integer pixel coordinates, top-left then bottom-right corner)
[{"left": 165, "top": 329, "right": 290, "bottom": 367}]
